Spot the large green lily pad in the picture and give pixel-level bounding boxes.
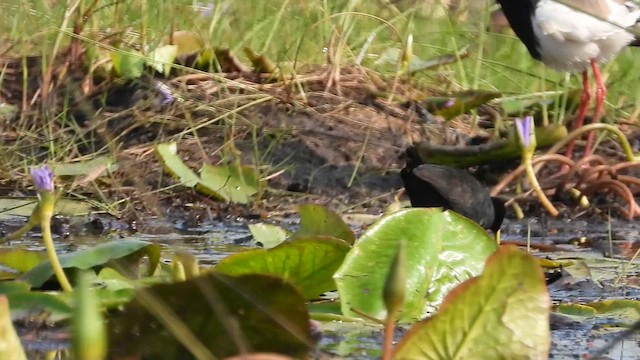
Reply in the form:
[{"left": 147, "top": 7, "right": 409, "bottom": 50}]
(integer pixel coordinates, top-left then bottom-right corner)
[
  {"left": 108, "top": 272, "right": 312, "bottom": 359},
  {"left": 394, "top": 245, "right": 550, "bottom": 359},
  {"left": 215, "top": 236, "right": 350, "bottom": 299},
  {"left": 334, "top": 208, "right": 497, "bottom": 322}
]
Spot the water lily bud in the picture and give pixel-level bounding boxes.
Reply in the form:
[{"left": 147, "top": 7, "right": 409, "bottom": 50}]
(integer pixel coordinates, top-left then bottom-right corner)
[
  {"left": 30, "top": 166, "right": 54, "bottom": 193},
  {"left": 383, "top": 240, "right": 407, "bottom": 318}
]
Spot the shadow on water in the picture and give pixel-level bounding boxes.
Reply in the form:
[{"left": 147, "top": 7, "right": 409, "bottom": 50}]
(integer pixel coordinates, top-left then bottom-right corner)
[{"left": 5, "top": 216, "right": 640, "bottom": 359}]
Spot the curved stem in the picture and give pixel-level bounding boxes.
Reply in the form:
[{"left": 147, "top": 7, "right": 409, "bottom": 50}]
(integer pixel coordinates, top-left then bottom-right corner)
[
  {"left": 545, "top": 123, "right": 640, "bottom": 162},
  {"left": 523, "top": 156, "right": 559, "bottom": 217},
  {"left": 40, "top": 204, "right": 72, "bottom": 292},
  {"left": 0, "top": 214, "right": 39, "bottom": 243}
]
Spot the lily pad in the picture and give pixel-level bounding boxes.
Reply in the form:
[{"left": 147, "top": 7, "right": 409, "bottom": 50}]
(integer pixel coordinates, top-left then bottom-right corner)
[
  {"left": 0, "top": 197, "right": 93, "bottom": 219},
  {"left": 215, "top": 236, "right": 350, "bottom": 299},
  {"left": 197, "top": 164, "right": 259, "bottom": 204},
  {"left": 394, "top": 245, "right": 550, "bottom": 359},
  {"left": 0, "top": 249, "right": 47, "bottom": 273},
  {"left": 155, "top": 142, "right": 200, "bottom": 187},
  {"left": 110, "top": 50, "right": 145, "bottom": 78},
  {"left": 108, "top": 272, "right": 312, "bottom": 359},
  {"left": 20, "top": 239, "right": 160, "bottom": 288},
  {"left": 334, "top": 208, "right": 496, "bottom": 322},
  {"left": 432, "top": 90, "right": 502, "bottom": 120},
  {"left": 52, "top": 156, "right": 117, "bottom": 177},
  {"left": 292, "top": 204, "right": 355, "bottom": 245},
  {"left": 248, "top": 223, "right": 290, "bottom": 249},
  {"left": 148, "top": 45, "right": 178, "bottom": 75}
]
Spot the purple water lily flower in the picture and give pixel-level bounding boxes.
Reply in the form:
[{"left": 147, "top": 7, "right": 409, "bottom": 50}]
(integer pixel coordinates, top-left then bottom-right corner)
[
  {"left": 31, "top": 165, "right": 54, "bottom": 192},
  {"left": 515, "top": 115, "right": 534, "bottom": 148},
  {"left": 444, "top": 98, "right": 456, "bottom": 109},
  {"left": 155, "top": 82, "right": 175, "bottom": 105},
  {"left": 196, "top": 2, "right": 215, "bottom": 17}
]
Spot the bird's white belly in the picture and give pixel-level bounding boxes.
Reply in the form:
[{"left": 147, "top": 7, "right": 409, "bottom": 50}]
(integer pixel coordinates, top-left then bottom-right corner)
[{"left": 532, "top": 0, "right": 637, "bottom": 72}]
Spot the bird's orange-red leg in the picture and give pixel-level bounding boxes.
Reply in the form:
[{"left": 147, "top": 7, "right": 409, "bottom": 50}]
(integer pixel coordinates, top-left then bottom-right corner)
[
  {"left": 585, "top": 58, "right": 606, "bottom": 157},
  {"left": 565, "top": 70, "right": 591, "bottom": 159}
]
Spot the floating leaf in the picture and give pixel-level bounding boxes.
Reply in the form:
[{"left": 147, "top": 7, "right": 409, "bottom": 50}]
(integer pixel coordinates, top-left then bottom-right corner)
[
  {"left": 394, "top": 246, "right": 550, "bottom": 359},
  {"left": 148, "top": 45, "right": 178, "bottom": 75},
  {"left": 108, "top": 273, "right": 312, "bottom": 359},
  {"left": 197, "top": 164, "right": 259, "bottom": 204},
  {"left": 0, "top": 249, "right": 47, "bottom": 273},
  {"left": 20, "top": 239, "right": 160, "bottom": 288},
  {"left": 110, "top": 50, "right": 145, "bottom": 78},
  {"left": 4, "top": 292, "right": 72, "bottom": 322},
  {"left": 334, "top": 208, "right": 496, "bottom": 322},
  {"left": 248, "top": 223, "right": 290, "bottom": 249},
  {"left": 557, "top": 299, "right": 640, "bottom": 323},
  {"left": 428, "top": 90, "right": 502, "bottom": 120},
  {"left": 215, "top": 236, "right": 350, "bottom": 299},
  {"left": 292, "top": 204, "right": 355, "bottom": 245},
  {"left": 52, "top": 156, "right": 117, "bottom": 177},
  {"left": 0, "top": 296, "right": 27, "bottom": 360},
  {"left": 0, "top": 197, "right": 93, "bottom": 219},
  {"left": 155, "top": 142, "right": 200, "bottom": 187}
]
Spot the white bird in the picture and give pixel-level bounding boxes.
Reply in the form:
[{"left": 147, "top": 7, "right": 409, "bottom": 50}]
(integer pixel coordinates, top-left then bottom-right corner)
[{"left": 496, "top": 0, "right": 640, "bottom": 158}]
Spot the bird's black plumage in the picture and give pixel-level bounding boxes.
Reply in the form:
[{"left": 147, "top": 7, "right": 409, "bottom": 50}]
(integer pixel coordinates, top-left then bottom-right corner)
[
  {"left": 400, "top": 148, "right": 505, "bottom": 232},
  {"left": 495, "top": 0, "right": 541, "bottom": 60}
]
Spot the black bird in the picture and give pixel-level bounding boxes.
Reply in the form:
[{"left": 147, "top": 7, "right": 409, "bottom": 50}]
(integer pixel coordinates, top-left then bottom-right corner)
[
  {"left": 400, "top": 148, "right": 506, "bottom": 233},
  {"left": 495, "top": 0, "right": 640, "bottom": 157}
]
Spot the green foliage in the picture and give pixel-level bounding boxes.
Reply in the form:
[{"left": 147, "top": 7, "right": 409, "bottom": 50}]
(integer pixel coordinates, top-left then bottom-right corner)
[
  {"left": 248, "top": 223, "right": 290, "bottom": 248},
  {"left": 292, "top": 204, "right": 356, "bottom": 244},
  {"left": 394, "top": 246, "right": 550, "bottom": 359},
  {"left": 107, "top": 272, "right": 313, "bottom": 359},
  {"left": 20, "top": 239, "right": 161, "bottom": 288},
  {"left": 216, "top": 236, "right": 350, "bottom": 299},
  {"left": 335, "top": 208, "right": 497, "bottom": 322},
  {"left": 197, "top": 164, "right": 259, "bottom": 204},
  {"left": 156, "top": 142, "right": 260, "bottom": 204}
]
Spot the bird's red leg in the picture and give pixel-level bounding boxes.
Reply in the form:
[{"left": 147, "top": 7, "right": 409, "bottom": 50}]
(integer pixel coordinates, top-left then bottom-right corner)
[
  {"left": 565, "top": 70, "right": 591, "bottom": 159},
  {"left": 584, "top": 58, "right": 606, "bottom": 157}
]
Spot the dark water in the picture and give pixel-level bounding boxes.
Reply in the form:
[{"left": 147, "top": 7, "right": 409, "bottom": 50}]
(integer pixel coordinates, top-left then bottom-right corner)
[{"left": 5, "top": 216, "right": 640, "bottom": 359}]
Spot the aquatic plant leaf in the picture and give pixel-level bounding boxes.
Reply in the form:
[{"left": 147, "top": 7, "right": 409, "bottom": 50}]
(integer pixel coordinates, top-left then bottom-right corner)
[
  {"left": 2, "top": 290, "right": 72, "bottom": 322},
  {"left": 248, "top": 223, "right": 290, "bottom": 249},
  {"left": 394, "top": 246, "right": 550, "bottom": 359},
  {"left": 292, "top": 204, "right": 356, "bottom": 245},
  {"left": 0, "top": 197, "right": 92, "bottom": 219},
  {"left": 20, "top": 239, "right": 160, "bottom": 288},
  {"left": 0, "top": 296, "right": 27, "bottom": 360},
  {"left": 215, "top": 236, "right": 350, "bottom": 299},
  {"left": 155, "top": 142, "right": 200, "bottom": 187},
  {"left": 334, "top": 208, "right": 496, "bottom": 322},
  {"left": 197, "top": 164, "right": 259, "bottom": 204},
  {"left": 557, "top": 303, "right": 598, "bottom": 317},
  {"left": 108, "top": 272, "right": 312, "bottom": 359},
  {"left": 558, "top": 299, "right": 640, "bottom": 322},
  {"left": 52, "top": 156, "right": 117, "bottom": 177},
  {"left": 433, "top": 90, "right": 502, "bottom": 120},
  {"left": 148, "top": 45, "right": 178, "bottom": 75},
  {"left": 110, "top": 50, "right": 145, "bottom": 78},
  {"left": 0, "top": 249, "right": 47, "bottom": 273}
]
